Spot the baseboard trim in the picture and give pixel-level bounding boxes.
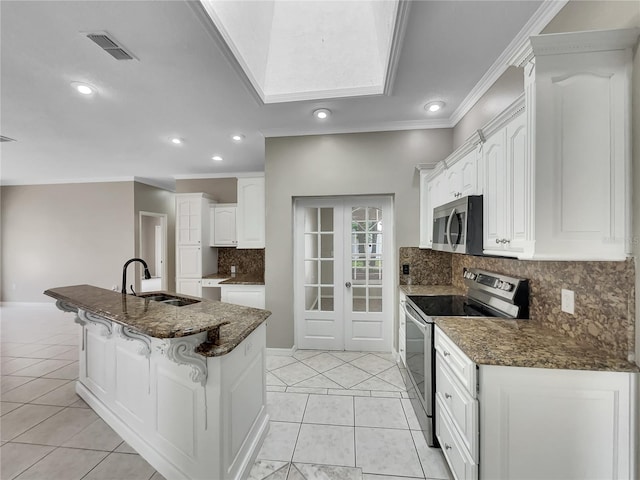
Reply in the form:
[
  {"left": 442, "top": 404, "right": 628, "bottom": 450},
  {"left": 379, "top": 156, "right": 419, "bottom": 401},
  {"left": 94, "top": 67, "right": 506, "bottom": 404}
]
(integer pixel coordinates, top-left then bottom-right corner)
[{"left": 266, "top": 346, "right": 296, "bottom": 356}]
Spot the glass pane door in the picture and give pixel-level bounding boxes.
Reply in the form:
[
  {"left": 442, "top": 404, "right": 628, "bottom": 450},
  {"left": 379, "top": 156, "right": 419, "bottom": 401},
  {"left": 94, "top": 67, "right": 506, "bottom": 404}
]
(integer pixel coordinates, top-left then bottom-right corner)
[
  {"left": 303, "top": 207, "right": 334, "bottom": 312},
  {"left": 350, "top": 206, "right": 383, "bottom": 313}
]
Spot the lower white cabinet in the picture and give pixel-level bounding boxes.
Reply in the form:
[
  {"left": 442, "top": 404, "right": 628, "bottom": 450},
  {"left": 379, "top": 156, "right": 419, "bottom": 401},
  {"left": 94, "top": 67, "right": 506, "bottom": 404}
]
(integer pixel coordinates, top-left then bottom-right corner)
[
  {"left": 398, "top": 290, "right": 407, "bottom": 366},
  {"left": 435, "top": 326, "right": 637, "bottom": 480},
  {"left": 176, "top": 278, "right": 202, "bottom": 297},
  {"left": 221, "top": 285, "right": 265, "bottom": 309}
]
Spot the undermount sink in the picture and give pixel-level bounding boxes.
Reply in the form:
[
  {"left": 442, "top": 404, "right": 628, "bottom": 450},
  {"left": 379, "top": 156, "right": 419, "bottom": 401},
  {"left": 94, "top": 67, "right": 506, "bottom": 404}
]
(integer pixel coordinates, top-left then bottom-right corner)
[{"left": 138, "top": 293, "right": 200, "bottom": 307}]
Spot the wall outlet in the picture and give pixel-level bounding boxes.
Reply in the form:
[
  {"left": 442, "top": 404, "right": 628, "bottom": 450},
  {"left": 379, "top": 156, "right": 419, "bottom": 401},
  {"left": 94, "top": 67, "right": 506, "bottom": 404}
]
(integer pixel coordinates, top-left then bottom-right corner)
[
  {"left": 561, "top": 288, "right": 575, "bottom": 315},
  {"left": 231, "top": 265, "right": 236, "bottom": 274},
  {"left": 402, "top": 264, "right": 410, "bottom": 275}
]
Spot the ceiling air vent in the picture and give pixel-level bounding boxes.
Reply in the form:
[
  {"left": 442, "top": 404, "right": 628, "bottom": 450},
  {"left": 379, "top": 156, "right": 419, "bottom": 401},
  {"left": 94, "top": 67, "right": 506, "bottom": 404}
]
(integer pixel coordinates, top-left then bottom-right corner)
[
  {"left": 86, "top": 32, "right": 136, "bottom": 61},
  {"left": 0, "top": 136, "right": 16, "bottom": 142}
]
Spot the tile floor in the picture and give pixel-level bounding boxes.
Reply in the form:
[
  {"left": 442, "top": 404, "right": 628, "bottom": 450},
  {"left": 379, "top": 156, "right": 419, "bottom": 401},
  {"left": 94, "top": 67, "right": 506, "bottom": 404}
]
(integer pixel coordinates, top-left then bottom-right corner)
[{"left": 1, "top": 305, "right": 451, "bottom": 480}]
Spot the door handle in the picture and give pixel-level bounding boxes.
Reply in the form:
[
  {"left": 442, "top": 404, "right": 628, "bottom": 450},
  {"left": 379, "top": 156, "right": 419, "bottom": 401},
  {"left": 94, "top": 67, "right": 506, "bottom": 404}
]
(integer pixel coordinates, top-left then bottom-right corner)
[{"left": 345, "top": 282, "right": 352, "bottom": 288}]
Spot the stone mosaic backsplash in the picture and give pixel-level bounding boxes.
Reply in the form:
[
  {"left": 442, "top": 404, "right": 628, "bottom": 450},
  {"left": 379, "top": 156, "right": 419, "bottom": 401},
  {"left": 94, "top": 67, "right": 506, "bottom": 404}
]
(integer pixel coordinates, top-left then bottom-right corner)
[
  {"left": 398, "top": 247, "right": 636, "bottom": 360},
  {"left": 218, "top": 248, "right": 265, "bottom": 276}
]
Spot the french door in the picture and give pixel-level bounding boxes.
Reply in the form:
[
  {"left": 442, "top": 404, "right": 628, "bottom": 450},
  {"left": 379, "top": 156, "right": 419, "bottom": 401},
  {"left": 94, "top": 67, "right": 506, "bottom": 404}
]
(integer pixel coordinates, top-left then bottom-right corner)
[{"left": 294, "top": 196, "right": 393, "bottom": 351}]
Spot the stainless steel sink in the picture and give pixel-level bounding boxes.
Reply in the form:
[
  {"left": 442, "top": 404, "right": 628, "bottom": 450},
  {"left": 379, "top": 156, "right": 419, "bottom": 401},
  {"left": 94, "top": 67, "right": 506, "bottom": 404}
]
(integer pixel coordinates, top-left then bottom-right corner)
[{"left": 138, "top": 293, "right": 200, "bottom": 307}]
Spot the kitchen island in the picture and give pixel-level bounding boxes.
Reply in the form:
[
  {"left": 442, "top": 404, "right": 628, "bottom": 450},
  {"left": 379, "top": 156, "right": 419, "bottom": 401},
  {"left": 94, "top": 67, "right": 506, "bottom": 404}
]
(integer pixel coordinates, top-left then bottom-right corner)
[{"left": 44, "top": 284, "right": 272, "bottom": 480}]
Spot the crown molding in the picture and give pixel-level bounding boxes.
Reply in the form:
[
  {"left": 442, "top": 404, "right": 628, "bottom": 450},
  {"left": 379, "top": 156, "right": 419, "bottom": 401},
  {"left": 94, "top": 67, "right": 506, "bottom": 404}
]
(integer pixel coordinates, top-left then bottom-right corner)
[
  {"left": 383, "top": 0, "right": 411, "bottom": 97},
  {"left": 0, "top": 176, "right": 137, "bottom": 186},
  {"left": 263, "top": 85, "right": 384, "bottom": 104},
  {"left": 173, "top": 171, "right": 264, "bottom": 180},
  {"left": 415, "top": 163, "right": 436, "bottom": 172},
  {"left": 529, "top": 27, "right": 640, "bottom": 56},
  {"left": 449, "top": 0, "right": 568, "bottom": 127},
  {"left": 478, "top": 93, "right": 525, "bottom": 141},
  {"left": 133, "top": 176, "right": 176, "bottom": 192},
  {"left": 262, "top": 117, "right": 452, "bottom": 138}
]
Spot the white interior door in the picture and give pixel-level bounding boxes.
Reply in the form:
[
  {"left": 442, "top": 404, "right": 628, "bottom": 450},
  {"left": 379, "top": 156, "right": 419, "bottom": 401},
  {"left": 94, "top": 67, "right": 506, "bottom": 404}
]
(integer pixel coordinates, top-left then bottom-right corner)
[{"left": 294, "top": 196, "right": 393, "bottom": 352}]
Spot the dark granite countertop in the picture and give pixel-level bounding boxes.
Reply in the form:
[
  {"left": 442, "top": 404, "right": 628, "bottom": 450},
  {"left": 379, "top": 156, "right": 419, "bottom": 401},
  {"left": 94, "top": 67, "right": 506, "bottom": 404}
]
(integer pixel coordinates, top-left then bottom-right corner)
[
  {"left": 202, "top": 273, "right": 231, "bottom": 280},
  {"left": 399, "top": 284, "right": 638, "bottom": 373},
  {"left": 220, "top": 273, "right": 264, "bottom": 285},
  {"left": 44, "top": 285, "right": 271, "bottom": 357}
]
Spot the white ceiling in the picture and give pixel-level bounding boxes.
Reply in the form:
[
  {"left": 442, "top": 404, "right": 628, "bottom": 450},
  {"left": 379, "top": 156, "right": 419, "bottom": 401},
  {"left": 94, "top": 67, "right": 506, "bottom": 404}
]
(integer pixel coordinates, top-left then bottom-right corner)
[{"left": 0, "top": 0, "right": 551, "bottom": 187}]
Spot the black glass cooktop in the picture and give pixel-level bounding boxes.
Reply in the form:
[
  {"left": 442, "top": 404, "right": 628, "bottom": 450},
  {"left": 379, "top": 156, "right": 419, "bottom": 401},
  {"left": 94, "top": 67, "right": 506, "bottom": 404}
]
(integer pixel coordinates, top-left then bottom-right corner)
[{"left": 407, "top": 295, "right": 498, "bottom": 318}]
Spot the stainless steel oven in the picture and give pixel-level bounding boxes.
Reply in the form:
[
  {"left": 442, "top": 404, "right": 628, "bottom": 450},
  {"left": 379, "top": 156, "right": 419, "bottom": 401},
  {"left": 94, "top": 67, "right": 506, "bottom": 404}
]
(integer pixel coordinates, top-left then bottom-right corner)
[
  {"left": 432, "top": 195, "right": 483, "bottom": 255},
  {"left": 402, "top": 268, "right": 529, "bottom": 448}
]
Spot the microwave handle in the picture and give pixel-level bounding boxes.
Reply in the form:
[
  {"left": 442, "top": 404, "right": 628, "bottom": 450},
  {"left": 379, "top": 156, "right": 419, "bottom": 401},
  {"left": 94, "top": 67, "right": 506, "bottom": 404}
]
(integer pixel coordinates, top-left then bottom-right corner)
[{"left": 446, "top": 208, "right": 456, "bottom": 249}]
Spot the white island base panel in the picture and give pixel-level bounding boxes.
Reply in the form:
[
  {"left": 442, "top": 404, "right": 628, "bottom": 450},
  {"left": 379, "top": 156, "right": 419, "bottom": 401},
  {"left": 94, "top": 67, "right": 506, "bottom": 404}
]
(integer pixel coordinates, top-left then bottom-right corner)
[{"left": 75, "top": 310, "right": 268, "bottom": 480}]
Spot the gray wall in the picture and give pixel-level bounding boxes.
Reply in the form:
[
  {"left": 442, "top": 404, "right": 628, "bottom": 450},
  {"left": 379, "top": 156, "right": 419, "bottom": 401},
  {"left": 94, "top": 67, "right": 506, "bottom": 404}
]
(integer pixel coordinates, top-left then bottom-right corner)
[
  {"left": 265, "top": 129, "right": 453, "bottom": 348},
  {"left": 1, "top": 182, "right": 135, "bottom": 302},
  {"left": 175, "top": 178, "right": 237, "bottom": 203},
  {"left": 134, "top": 182, "right": 175, "bottom": 292}
]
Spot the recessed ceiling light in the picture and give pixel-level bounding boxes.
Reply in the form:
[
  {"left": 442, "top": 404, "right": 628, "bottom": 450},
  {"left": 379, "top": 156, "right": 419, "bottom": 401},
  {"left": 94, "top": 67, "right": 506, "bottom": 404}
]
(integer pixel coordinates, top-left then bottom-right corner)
[
  {"left": 424, "top": 101, "right": 445, "bottom": 113},
  {"left": 71, "top": 82, "right": 96, "bottom": 96},
  {"left": 170, "top": 137, "right": 183, "bottom": 145},
  {"left": 231, "top": 134, "right": 245, "bottom": 142},
  {"left": 313, "top": 108, "right": 331, "bottom": 120},
  {"left": 212, "top": 155, "right": 223, "bottom": 161}
]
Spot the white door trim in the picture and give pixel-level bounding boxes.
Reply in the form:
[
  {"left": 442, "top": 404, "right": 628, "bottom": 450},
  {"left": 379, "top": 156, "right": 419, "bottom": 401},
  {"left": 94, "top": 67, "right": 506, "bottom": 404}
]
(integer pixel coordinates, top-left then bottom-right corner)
[{"left": 138, "top": 211, "right": 168, "bottom": 291}]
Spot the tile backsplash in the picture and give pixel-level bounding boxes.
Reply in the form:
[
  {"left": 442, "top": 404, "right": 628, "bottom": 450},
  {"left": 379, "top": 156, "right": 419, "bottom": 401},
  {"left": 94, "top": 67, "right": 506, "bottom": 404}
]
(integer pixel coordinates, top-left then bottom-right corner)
[
  {"left": 218, "top": 248, "right": 264, "bottom": 276},
  {"left": 399, "top": 247, "right": 636, "bottom": 359}
]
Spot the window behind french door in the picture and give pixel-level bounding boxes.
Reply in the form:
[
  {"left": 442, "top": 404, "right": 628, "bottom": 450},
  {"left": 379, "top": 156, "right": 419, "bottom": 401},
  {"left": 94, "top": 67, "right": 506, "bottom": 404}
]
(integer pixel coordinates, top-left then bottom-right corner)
[{"left": 294, "top": 196, "right": 393, "bottom": 351}]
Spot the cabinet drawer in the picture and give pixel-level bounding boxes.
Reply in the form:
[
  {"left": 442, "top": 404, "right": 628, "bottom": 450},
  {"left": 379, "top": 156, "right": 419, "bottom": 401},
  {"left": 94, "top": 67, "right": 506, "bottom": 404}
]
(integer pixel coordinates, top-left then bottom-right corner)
[
  {"left": 202, "top": 278, "right": 227, "bottom": 287},
  {"left": 435, "top": 327, "right": 476, "bottom": 397},
  {"left": 436, "top": 397, "right": 478, "bottom": 480},
  {"left": 436, "top": 354, "right": 478, "bottom": 461}
]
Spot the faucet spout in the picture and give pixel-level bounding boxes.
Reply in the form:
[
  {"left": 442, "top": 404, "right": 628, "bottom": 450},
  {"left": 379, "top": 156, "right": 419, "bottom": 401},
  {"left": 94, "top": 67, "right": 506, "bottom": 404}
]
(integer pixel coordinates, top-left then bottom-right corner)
[{"left": 121, "top": 258, "right": 152, "bottom": 295}]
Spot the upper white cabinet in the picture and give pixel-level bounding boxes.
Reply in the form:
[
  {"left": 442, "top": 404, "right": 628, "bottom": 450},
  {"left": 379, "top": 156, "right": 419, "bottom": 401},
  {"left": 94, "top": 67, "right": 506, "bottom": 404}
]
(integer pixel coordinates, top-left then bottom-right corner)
[
  {"left": 418, "top": 139, "right": 481, "bottom": 249},
  {"left": 177, "top": 195, "right": 207, "bottom": 245},
  {"left": 482, "top": 102, "right": 528, "bottom": 257},
  {"left": 209, "top": 204, "right": 237, "bottom": 247},
  {"left": 236, "top": 176, "right": 265, "bottom": 249},
  {"left": 507, "top": 28, "right": 639, "bottom": 260}
]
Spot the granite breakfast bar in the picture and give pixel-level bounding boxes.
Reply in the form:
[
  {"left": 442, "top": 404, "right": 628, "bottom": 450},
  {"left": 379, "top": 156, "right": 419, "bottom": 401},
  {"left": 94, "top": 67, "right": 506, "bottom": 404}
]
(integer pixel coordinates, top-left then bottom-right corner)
[{"left": 44, "top": 284, "right": 272, "bottom": 480}]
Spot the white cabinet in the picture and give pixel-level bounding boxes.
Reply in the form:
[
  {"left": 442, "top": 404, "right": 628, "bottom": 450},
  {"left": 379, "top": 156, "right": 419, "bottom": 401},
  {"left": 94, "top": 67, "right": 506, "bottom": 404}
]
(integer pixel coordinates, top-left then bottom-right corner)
[
  {"left": 175, "top": 193, "right": 217, "bottom": 296},
  {"left": 480, "top": 366, "right": 636, "bottom": 480},
  {"left": 434, "top": 327, "right": 479, "bottom": 480},
  {"left": 418, "top": 139, "right": 481, "bottom": 249},
  {"left": 397, "top": 290, "right": 407, "bottom": 366},
  {"left": 507, "top": 28, "right": 638, "bottom": 260},
  {"left": 175, "top": 278, "right": 202, "bottom": 297},
  {"left": 209, "top": 204, "right": 237, "bottom": 247},
  {"left": 221, "top": 285, "right": 265, "bottom": 309},
  {"left": 434, "top": 326, "right": 637, "bottom": 480},
  {"left": 236, "top": 177, "right": 265, "bottom": 249},
  {"left": 482, "top": 107, "right": 528, "bottom": 257}
]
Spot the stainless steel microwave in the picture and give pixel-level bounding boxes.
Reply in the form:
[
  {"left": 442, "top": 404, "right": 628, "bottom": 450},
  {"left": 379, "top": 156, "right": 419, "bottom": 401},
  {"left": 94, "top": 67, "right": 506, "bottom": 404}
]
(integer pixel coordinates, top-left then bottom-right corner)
[{"left": 432, "top": 195, "right": 483, "bottom": 255}]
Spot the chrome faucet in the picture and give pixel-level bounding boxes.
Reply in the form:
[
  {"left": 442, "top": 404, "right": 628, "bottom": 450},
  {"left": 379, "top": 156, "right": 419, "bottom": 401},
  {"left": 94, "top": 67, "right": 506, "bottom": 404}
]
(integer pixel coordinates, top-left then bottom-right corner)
[{"left": 121, "top": 258, "right": 151, "bottom": 295}]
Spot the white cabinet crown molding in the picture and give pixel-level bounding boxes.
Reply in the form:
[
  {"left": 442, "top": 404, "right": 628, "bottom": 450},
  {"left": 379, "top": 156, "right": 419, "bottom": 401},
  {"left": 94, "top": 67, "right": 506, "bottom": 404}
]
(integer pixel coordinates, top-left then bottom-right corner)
[
  {"left": 510, "top": 27, "right": 640, "bottom": 67},
  {"left": 477, "top": 94, "right": 525, "bottom": 142},
  {"left": 443, "top": 129, "right": 483, "bottom": 170}
]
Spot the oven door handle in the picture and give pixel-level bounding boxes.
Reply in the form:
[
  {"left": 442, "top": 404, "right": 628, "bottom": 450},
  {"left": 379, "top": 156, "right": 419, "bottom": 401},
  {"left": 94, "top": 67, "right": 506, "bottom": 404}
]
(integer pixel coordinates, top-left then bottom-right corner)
[
  {"left": 446, "top": 208, "right": 456, "bottom": 250},
  {"left": 403, "top": 303, "right": 427, "bottom": 332}
]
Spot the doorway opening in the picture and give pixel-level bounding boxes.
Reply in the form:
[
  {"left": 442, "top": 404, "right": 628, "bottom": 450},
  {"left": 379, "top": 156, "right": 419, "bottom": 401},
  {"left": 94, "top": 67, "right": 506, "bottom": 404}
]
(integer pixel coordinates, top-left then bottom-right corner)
[{"left": 139, "top": 212, "right": 168, "bottom": 292}]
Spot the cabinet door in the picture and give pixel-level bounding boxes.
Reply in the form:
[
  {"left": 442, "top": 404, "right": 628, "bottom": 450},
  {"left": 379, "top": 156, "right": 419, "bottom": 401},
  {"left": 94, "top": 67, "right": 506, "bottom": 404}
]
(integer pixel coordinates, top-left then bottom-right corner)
[
  {"left": 176, "top": 278, "right": 202, "bottom": 297},
  {"left": 459, "top": 150, "right": 478, "bottom": 197},
  {"left": 505, "top": 114, "right": 528, "bottom": 254},
  {"left": 398, "top": 291, "right": 407, "bottom": 366},
  {"left": 446, "top": 163, "right": 462, "bottom": 202},
  {"left": 483, "top": 130, "right": 507, "bottom": 252},
  {"left": 213, "top": 206, "right": 237, "bottom": 246},
  {"left": 176, "top": 197, "right": 202, "bottom": 245},
  {"left": 419, "top": 171, "right": 432, "bottom": 249},
  {"left": 221, "top": 285, "right": 265, "bottom": 309},
  {"left": 237, "top": 178, "right": 265, "bottom": 249},
  {"left": 480, "top": 366, "right": 635, "bottom": 480},
  {"left": 177, "top": 246, "right": 202, "bottom": 278}
]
